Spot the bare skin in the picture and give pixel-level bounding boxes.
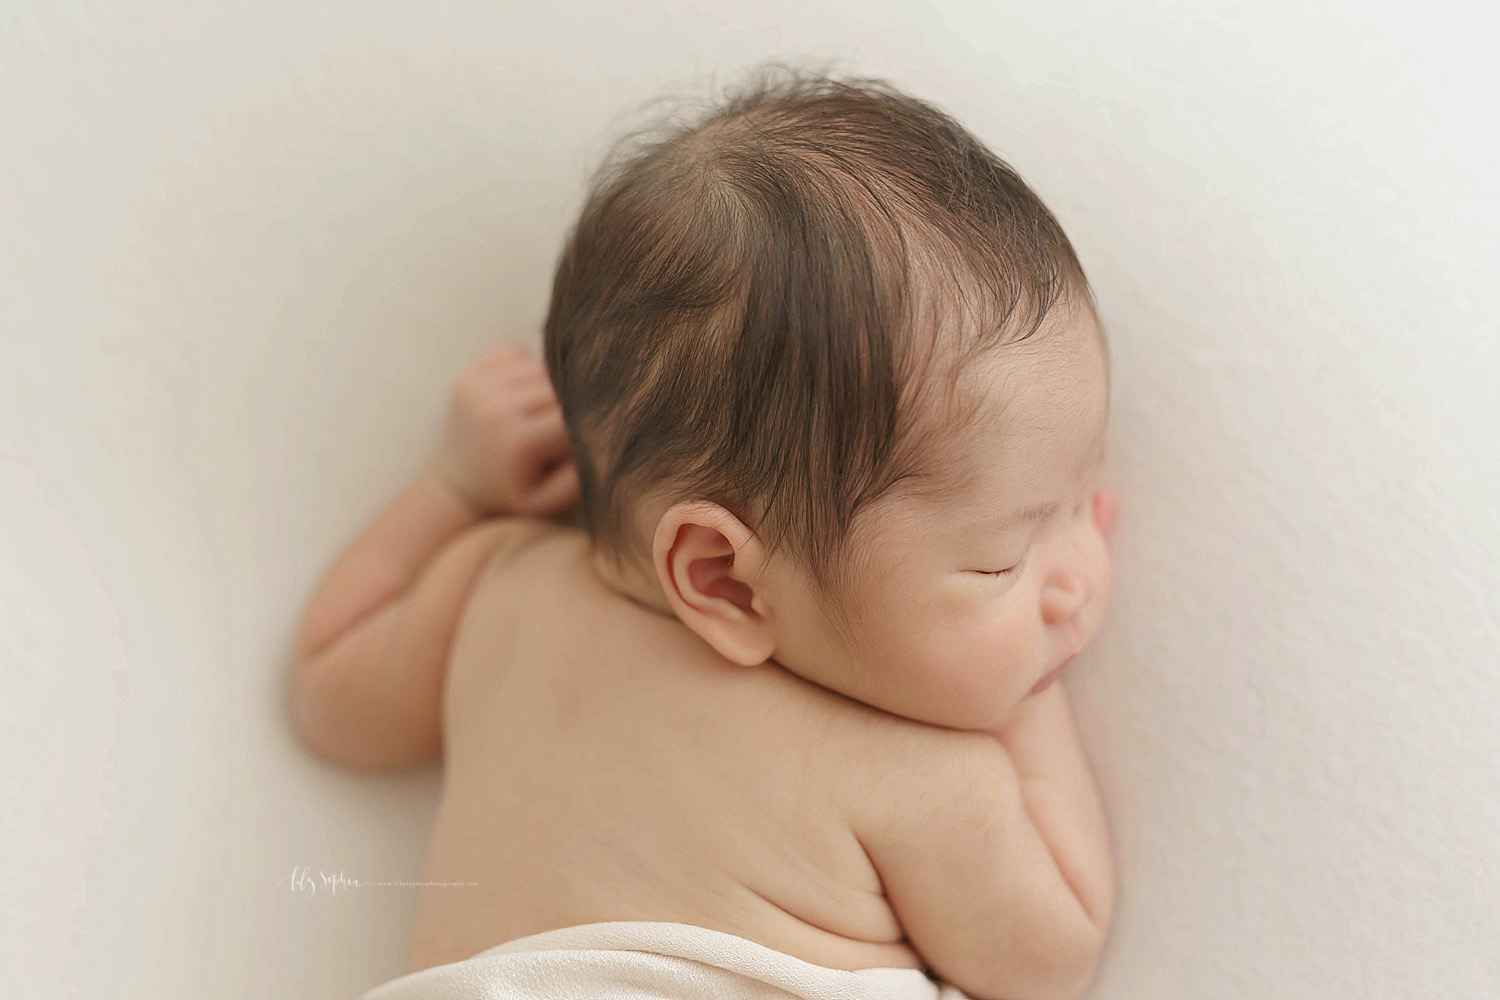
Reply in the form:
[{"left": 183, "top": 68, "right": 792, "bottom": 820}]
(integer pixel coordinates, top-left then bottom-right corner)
[
  {"left": 409, "top": 518, "right": 938, "bottom": 973},
  {"left": 290, "top": 317, "right": 1118, "bottom": 1000}
]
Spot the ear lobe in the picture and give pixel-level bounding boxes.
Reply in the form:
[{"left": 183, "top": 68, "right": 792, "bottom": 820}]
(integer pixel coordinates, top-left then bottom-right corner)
[{"left": 653, "top": 502, "right": 776, "bottom": 667}]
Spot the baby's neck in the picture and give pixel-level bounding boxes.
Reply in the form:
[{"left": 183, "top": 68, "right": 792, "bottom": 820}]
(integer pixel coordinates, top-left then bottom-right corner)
[{"left": 588, "top": 542, "right": 677, "bottom": 620}]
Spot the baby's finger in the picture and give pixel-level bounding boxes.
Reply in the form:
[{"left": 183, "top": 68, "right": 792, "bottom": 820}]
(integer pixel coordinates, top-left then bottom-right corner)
[
  {"left": 515, "top": 410, "right": 573, "bottom": 464},
  {"left": 501, "top": 359, "right": 550, "bottom": 387},
  {"left": 518, "top": 460, "right": 581, "bottom": 516},
  {"left": 473, "top": 342, "right": 530, "bottom": 370},
  {"left": 510, "top": 381, "right": 562, "bottom": 417}
]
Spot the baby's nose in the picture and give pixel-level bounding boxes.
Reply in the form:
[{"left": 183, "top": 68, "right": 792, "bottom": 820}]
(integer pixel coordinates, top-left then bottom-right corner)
[
  {"left": 1040, "top": 572, "right": 1089, "bottom": 625},
  {"left": 1092, "top": 490, "right": 1117, "bottom": 540}
]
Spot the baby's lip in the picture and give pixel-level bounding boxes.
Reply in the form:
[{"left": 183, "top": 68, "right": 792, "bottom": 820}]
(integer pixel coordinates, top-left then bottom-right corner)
[{"left": 1029, "top": 657, "right": 1073, "bottom": 695}]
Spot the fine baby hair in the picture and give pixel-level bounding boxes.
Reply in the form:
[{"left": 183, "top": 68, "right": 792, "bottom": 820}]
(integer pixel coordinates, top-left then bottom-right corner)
[{"left": 542, "top": 62, "right": 1093, "bottom": 635}]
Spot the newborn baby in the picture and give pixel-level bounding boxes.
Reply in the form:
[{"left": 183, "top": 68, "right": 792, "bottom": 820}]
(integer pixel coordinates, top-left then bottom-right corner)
[{"left": 291, "top": 69, "right": 1118, "bottom": 1000}]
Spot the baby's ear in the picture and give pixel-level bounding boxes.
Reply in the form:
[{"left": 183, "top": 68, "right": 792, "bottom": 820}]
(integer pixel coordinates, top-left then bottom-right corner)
[{"left": 652, "top": 501, "right": 775, "bottom": 666}]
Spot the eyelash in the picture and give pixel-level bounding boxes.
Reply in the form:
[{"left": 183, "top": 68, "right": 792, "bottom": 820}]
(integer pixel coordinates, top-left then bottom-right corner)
[{"left": 980, "top": 554, "right": 1028, "bottom": 579}]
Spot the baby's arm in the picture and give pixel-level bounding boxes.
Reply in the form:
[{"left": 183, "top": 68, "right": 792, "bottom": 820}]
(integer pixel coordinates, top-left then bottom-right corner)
[
  {"left": 860, "top": 684, "right": 1113, "bottom": 1000},
  {"left": 994, "top": 681, "right": 1115, "bottom": 936},
  {"left": 289, "top": 344, "right": 579, "bottom": 768}
]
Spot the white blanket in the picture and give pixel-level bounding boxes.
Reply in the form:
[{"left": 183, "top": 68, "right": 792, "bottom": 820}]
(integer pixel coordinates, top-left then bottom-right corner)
[{"left": 358, "top": 921, "right": 970, "bottom": 1000}]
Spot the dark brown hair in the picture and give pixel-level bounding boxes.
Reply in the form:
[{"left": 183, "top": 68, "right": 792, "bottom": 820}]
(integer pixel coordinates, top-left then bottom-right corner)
[{"left": 543, "top": 62, "right": 1091, "bottom": 634}]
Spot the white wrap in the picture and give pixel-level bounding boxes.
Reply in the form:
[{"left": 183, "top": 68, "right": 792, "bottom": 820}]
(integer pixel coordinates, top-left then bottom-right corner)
[{"left": 358, "top": 921, "right": 971, "bottom": 1000}]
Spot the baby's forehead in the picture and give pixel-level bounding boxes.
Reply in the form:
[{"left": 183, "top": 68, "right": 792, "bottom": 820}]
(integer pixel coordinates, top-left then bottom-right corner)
[
  {"left": 896, "top": 319, "right": 1106, "bottom": 497},
  {"left": 899, "top": 270, "right": 1101, "bottom": 397}
]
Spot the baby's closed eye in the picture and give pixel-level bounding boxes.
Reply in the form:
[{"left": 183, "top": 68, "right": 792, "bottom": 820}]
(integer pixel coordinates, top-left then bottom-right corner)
[{"left": 972, "top": 556, "right": 1027, "bottom": 580}]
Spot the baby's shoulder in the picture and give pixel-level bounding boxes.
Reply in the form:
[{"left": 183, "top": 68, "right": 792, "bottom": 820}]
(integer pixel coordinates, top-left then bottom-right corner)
[
  {"left": 743, "top": 664, "right": 1000, "bottom": 839},
  {"left": 482, "top": 513, "right": 568, "bottom": 567},
  {"left": 451, "top": 514, "right": 990, "bottom": 801},
  {"left": 449, "top": 515, "right": 706, "bottom": 685},
  {"left": 445, "top": 515, "right": 589, "bottom": 661},
  {"left": 462, "top": 514, "right": 586, "bottom": 607},
  {"left": 825, "top": 691, "right": 1004, "bottom": 798}
]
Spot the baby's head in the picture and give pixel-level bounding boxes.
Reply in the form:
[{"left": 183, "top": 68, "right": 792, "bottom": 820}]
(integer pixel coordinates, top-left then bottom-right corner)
[{"left": 543, "top": 67, "right": 1112, "bottom": 730}]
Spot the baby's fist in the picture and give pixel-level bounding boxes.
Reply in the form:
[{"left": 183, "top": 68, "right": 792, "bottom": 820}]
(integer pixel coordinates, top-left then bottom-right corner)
[{"left": 430, "top": 344, "right": 581, "bottom": 517}]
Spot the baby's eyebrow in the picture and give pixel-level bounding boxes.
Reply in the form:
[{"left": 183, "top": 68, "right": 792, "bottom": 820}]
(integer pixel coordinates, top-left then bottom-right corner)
[{"left": 998, "top": 501, "right": 1061, "bottom": 533}]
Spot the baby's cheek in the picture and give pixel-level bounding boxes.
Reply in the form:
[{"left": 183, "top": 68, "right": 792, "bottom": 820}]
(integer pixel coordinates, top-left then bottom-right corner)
[
  {"left": 957, "top": 614, "right": 1033, "bottom": 695},
  {"left": 891, "top": 585, "right": 1031, "bottom": 726}
]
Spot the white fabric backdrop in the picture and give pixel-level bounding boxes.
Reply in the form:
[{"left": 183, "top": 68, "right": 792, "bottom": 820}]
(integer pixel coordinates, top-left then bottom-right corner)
[{"left": 3, "top": 2, "right": 1496, "bottom": 997}]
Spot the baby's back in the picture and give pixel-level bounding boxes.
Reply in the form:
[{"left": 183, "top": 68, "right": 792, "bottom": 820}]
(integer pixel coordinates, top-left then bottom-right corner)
[{"left": 406, "top": 518, "right": 947, "bottom": 975}]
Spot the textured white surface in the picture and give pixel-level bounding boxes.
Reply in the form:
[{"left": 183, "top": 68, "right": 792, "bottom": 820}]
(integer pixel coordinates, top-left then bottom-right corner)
[{"left": 2, "top": 3, "right": 1497, "bottom": 998}]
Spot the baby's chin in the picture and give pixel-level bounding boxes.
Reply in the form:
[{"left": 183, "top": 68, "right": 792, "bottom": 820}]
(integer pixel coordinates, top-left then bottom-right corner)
[
  {"left": 929, "top": 656, "right": 1081, "bottom": 731},
  {"left": 842, "top": 671, "right": 1047, "bottom": 734}
]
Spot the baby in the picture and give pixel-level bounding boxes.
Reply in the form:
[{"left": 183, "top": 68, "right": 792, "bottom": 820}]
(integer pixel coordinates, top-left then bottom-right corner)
[{"left": 290, "top": 68, "right": 1118, "bottom": 1000}]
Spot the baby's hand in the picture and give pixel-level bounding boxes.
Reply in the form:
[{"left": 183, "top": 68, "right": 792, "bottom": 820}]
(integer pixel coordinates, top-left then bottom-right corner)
[{"left": 429, "top": 344, "right": 581, "bottom": 517}]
